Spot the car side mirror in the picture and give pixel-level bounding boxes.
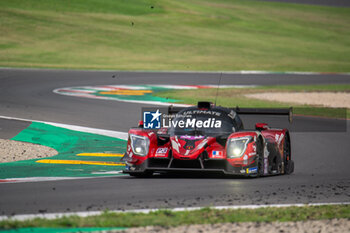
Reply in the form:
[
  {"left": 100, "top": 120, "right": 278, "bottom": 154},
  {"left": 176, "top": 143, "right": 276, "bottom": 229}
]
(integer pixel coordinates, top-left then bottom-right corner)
[
  {"left": 138, "top": 120, "right": 144, "bottom": 128},
  {"left": 255, "top": 123, "right": 269, "bottom": 131}
]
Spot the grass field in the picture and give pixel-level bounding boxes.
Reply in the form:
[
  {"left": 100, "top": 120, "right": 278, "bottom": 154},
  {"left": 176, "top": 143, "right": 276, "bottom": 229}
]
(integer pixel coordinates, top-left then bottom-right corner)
[
  {"left": 154, "top": 84, "right": 350, "bottom": 118},
  {"left": 1, "top": 205, "right": 349, "bottom": 229},
  {"left": 0, "top": 0, "right": 349, "bottom": 71}
]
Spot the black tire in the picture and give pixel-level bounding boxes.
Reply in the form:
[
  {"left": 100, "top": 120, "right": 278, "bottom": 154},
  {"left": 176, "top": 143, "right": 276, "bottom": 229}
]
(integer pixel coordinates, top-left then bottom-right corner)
[
  {"left": 129, "top": 171, "right": 153, "bottom": 178},
  {"left": 256, "top": 137, "right": 264, "bottom": 177},
  {"left": 283, "top": 132, "right": 294, "bottom": 175},
  {"left": 285, "top": 159, "right": 294, "bottom": 174}
]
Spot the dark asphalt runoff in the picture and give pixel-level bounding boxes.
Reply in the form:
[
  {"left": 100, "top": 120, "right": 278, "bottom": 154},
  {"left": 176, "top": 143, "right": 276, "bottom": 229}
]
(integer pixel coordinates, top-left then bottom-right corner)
[
  {"left": 0, "top": 68, "right": 349, "bottom": 215},
  {"left": 0, "top": 118, "right": 31, "bottom": 139}
]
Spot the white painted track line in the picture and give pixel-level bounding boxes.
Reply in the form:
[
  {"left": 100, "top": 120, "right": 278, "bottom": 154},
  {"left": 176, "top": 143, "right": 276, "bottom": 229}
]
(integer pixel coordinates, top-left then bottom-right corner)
[{"left": 0, "top": 115, "right": 128, "bottom": 140}]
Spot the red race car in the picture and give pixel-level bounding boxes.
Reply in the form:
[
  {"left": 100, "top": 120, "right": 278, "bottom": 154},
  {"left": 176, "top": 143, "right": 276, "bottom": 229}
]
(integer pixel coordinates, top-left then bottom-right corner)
[{"left": 122, "top": 102, "right": 294, "bottom": 177}]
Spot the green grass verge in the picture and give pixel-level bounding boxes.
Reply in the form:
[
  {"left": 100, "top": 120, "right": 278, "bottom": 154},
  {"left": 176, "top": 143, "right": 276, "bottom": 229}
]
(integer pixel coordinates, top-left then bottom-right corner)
[
  {"left": 1, "top": 205, "right": 349, "bottom": 229},
  {"left": 0, "top": 122, "right": 126, "bottom": 179},
  {"left": 0, "top": 0, "right": 350, "bottom": 71},
  {"left": 154, "top": 84, "right": 350, "bottom": 118}
]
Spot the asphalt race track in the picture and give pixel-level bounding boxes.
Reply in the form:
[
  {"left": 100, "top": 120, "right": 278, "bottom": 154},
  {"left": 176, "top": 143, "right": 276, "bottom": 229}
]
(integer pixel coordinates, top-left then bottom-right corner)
[{"left": 0, "top": 68, "right": 349, "bottom": 216}]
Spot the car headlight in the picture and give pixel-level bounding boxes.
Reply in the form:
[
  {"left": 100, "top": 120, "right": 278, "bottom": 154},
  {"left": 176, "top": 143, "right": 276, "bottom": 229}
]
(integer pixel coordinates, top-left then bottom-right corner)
[
  {"left": 130, "top": 134, "right": 150, "bottom": 156},
  {"left": 226, "top": 136, "right": 252, "bottom": 158}
]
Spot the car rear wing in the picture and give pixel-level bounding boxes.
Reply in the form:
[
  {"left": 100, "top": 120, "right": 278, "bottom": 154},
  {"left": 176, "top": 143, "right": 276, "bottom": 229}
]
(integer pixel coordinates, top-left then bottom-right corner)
[
  {"left": 232, "top": 107, "right": 293, "bottom": 123},
  {"left": 168, "top": 105, "right": 293, "bottom": 123}
]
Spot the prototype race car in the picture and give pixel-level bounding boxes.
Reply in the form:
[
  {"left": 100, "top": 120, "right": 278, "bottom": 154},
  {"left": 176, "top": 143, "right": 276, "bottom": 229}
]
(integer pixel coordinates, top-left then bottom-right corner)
[{"left": 122, "top": 102, "right": 294, "bottom": 177}]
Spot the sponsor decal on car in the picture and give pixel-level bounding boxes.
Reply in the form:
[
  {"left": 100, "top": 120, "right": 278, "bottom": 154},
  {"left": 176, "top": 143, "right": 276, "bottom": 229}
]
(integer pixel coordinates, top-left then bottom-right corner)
[
  {"left": 155, "top": 148, "right": 168, "bottom": 157},
  {"left": 275, "top": 133, "right": 284, "bottom": 146},
  {"left": 182, "top": 110, "right": 221, "bottom": 116},
  {"left": 246, "top": 167, "right": 258, "bottom": 174},
  {"left": 243, "top": 154, "right": 248, "bottom": 165},
  {"left": 252, "top": 145, "right": 256, "bottom": 152},
  {"left": 148, "top": 131, "right": 155, "bottom": 137},
  {"left": 211, "top": 150, "right": 224, "bottom": 158}
]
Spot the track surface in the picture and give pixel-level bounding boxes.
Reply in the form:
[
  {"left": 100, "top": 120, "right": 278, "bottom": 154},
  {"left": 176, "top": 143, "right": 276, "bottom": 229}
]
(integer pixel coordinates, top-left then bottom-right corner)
[{"left": 0, "top": 69, "right": 349, "bottom": 215}]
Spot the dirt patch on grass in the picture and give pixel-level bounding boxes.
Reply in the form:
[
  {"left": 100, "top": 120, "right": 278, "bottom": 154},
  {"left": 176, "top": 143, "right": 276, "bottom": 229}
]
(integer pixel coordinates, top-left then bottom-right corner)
[
  {"left": 245, "top": 92, "right": 350, "bottom": 108},
  {"left": 0, "top": 139, "right": 57, "bottom": 163}
]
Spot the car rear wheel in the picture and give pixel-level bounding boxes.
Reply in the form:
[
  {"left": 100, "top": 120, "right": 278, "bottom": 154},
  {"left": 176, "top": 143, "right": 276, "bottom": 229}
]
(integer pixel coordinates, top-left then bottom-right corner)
[
  {"left": 283, "top": 133, "right": 294, "bottom": 175},
  {"left": 256, "top": 137, "right": 264, "bottom": 177}
]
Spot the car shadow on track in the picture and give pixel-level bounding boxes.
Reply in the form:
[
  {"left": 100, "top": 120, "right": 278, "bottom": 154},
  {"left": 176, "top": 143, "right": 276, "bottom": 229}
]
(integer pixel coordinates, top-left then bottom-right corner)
[{"left": 119, "top": 172, "right": 274, "bottom": 180}]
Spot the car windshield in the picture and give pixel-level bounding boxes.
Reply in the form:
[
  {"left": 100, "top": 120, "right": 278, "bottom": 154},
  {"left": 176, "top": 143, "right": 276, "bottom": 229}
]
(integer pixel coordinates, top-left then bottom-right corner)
[{"left": 168, "top": 110, "right": 235, "bottom": 136}]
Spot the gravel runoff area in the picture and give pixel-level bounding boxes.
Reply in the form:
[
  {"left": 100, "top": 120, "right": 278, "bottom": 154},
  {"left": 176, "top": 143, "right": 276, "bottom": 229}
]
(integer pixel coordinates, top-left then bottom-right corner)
[
  {"left": 245, "top": 92, "right": 350, "bottom": 109},
  {"left": 0, "top": 139, "right": 57, "bottom": 163},
  {"left": 112, "top": 219, "right": 349, "bottom": 233}
]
